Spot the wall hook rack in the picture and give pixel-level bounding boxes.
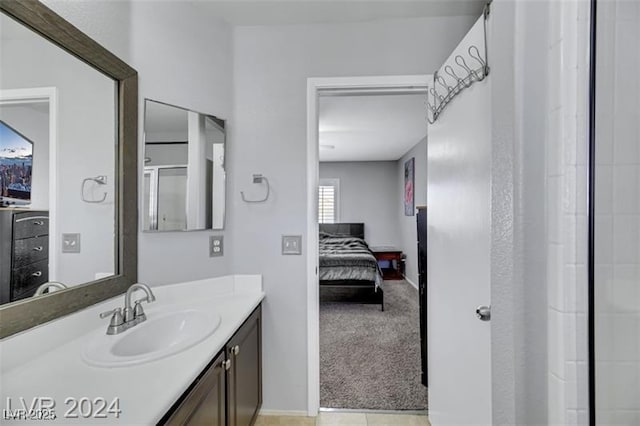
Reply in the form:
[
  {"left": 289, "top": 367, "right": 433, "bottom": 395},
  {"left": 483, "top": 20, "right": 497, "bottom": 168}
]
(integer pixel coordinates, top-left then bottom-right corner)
[
  {"left": 427, "top": 3, "right": 491, "bottom": 124},
  {"left": 81, "top": 175, "right": 108, "bottom": 203},
  {"left": 240, "top": 174, "right": 270, "bottom": 203}
]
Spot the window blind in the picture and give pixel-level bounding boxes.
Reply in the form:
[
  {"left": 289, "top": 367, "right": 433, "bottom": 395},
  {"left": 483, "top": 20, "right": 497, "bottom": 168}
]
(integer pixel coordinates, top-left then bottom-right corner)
[{"left": 318, "top": 185, "right": 336, "bottom": 224}]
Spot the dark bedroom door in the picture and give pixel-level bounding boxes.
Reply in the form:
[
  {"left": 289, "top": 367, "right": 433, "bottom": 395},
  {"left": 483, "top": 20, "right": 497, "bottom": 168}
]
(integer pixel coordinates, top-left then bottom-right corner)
[{"left": 417, "top": 206, "right": 428, "bottom": 387}]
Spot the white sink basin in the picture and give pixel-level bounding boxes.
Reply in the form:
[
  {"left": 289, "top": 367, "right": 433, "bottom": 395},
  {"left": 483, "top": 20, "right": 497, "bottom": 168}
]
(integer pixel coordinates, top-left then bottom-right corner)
[{"left": 83, "top": 309, "right": 221, "bottom": 368}]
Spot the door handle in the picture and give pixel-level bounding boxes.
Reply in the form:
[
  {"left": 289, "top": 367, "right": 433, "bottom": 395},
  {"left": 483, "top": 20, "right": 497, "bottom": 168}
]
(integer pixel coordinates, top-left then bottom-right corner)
[
  {"left": 223, "top": 359, "right": 231, "bottom": 370},
  {"left": 476, "top": 305, "right": 491, "bottom": 321},
  {"left": 233, "top": 345, "right": 240, "bottom": 356},
  {"left": 33, "top": 246, "right": 44, "bottom": 252}
]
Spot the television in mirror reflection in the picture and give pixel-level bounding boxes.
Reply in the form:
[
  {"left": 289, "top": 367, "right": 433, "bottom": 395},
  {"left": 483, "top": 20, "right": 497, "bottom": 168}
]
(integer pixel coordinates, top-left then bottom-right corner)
[{"left": 0, "top": 120, "right": 33, "bottom": 206}]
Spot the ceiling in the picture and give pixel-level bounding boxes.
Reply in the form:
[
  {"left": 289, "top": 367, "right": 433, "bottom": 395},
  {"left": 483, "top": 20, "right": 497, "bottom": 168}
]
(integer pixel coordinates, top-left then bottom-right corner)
[
  {"left": 319, "top": 93, "right": 427, "bottom": 162},
  {"left": 144, "top": 100, "right": 223, "bottom": 143},
  {"left": 145, "top": 100, "right": 189, "bottom": 139},
  {"left": 194, "top": 0, "right": 486, "bottom": 26}
]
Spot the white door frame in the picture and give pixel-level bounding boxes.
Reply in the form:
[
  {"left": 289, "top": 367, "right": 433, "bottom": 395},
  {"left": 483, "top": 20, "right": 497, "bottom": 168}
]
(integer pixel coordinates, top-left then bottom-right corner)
[
  {"left": 0, "top": 87, "right": 58, "bottom": 279},
  {"left": 305, "top": 75, "right": 430, "bottom": 415}
]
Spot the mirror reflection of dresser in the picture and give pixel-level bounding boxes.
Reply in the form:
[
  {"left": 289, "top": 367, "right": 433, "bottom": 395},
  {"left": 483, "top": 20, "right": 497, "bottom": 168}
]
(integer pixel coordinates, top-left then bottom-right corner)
[{"left": 0, "top": 210, "right": 48, "bottom": 303}]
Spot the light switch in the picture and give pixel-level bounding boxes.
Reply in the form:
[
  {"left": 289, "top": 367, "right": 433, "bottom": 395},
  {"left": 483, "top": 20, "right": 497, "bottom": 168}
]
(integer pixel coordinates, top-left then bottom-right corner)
[
  {"left": 282, "top": 235, "right": 302, "bottom": 255},
  {"left": 210, "top": 235, "right": 224, "bottom": 257},
  {"left": 62, "top": 233, "right": 81, "bottom": 253}
]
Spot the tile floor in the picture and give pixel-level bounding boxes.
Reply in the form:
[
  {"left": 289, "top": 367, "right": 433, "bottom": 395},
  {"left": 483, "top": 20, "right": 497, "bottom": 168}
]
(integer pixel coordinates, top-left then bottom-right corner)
[{"left": 255, "top": 411, "right": 430, "bottom": 426}]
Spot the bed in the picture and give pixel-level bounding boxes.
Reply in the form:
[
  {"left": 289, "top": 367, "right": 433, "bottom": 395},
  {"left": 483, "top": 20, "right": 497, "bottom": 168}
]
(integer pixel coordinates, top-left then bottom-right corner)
[{"left": 319, "top": 223, "right": 384, "bottom": 310}]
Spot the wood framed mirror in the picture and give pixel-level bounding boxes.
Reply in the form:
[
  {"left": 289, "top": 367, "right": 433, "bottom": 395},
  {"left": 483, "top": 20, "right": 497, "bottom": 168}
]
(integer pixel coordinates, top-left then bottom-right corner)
[{"left": 0, "top": 0, "right": 138, "bottom": 338}]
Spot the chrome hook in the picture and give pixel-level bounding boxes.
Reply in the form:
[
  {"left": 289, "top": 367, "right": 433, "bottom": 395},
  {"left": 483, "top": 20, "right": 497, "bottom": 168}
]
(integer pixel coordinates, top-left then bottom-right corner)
[
  {"left": 430, "top": 87, "right": 444, "bottom": 103},
  {"left": 444, "top": 64, "right": 466, "bottom": 91},
  {"left": 454, "top": 55, "right": 477, "bottom": 85},
  {"left": 468, "top": 45, "right": 487, "bottom": 77},
  {"left": 436, "top": 75, "right": 453, "bottom": 94}
]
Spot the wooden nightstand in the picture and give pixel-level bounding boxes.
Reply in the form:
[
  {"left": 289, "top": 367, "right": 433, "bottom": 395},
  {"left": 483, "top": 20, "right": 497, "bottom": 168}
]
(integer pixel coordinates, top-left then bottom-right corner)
[{"left": 370, "top": 246, "right": 404, "bottom": 280}]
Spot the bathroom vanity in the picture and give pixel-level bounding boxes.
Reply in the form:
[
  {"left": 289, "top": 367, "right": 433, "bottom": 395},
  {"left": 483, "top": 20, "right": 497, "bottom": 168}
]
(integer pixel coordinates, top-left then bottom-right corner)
[
  {"left": 162, "top": 305, "right": 262, "bottom": 426},
  {"left": 0, "top": 275, "right": 264, "bottom": 425}
]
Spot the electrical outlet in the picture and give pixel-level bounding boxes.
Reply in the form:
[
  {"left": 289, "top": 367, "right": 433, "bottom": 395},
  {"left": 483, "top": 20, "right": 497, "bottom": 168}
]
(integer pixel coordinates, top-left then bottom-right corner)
[
  {"left": 62, "top": 233, "right": 81, "bottom": 253},
  {"left": 210, "top": 235, "right": 224, "bottom": 257},
  {"left": 282, "top": 235, "right": 302, "bottom": 255}
]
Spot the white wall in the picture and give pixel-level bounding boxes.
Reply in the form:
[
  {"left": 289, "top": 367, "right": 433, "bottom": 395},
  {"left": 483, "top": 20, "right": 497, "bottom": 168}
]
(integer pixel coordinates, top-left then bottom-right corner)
[
  {"left": 1, "top": 14, "right": 116, "bottom": 285},
  {"left": 0, "top": 103, "right": 49, "bottom": 210},
  {"left": 319, "top": 161, "right": 399, "bottom": 247},
  {"left": 44, "top": 0, "right": 235, "bottom": 285},
  {"left": 594, "top": 1, "right": 640, "bottom": 423},
  {"left": 397, "top": 137, "right": 427, "bottom": 288},
  {"left": 512, "top": 1, "right": 549, "bottom": 424},
  {"left": 544, "top": 1, "right": 591, "bottom": 424},
  {"left": 145, "top": 144, "right": 188, "bottom": 167},
  {"left": 231, "top": 15, "right": 476, "bottom": 413}
]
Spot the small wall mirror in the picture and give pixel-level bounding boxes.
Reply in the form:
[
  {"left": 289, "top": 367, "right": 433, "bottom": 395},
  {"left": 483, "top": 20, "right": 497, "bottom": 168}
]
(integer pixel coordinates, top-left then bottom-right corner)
[{"left": 143, "top": 99, "right": 226, "bottom": 232}]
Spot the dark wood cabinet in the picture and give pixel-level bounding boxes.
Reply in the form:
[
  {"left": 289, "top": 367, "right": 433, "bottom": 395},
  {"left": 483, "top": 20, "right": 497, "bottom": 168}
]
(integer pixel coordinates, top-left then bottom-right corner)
[
  {"left": 416, "top": 206, "right": 428, "bottom": 387},
  {"left": 226, "top": 305, "right": 262, "bottom": 426},
  {"left": 0, "top": 210, "right": 49, "bottom": 304},
  {"left": 164, "top": 351, "right": 227, "bottom": 426},
  {"left": 161, "top": 304, "right": 262, "bottom": 426}
]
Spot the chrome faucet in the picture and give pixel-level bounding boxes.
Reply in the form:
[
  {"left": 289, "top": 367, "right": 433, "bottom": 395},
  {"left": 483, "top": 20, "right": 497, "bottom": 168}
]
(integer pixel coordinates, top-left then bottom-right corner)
[
  {"left": 99, "top": 283, "right": 156, "bottom": 335},
  {"left": 124, "top": 283, "right": 156, "bottom": 324},
  {"left": 33, "top": 281, "right": 67, "bottom": 297}
]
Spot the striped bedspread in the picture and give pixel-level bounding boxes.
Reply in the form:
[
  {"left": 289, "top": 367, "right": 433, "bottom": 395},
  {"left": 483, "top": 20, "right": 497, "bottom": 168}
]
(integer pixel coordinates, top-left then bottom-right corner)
[{"left": 318, "top": 234, "right": 382, "bottom": 288}]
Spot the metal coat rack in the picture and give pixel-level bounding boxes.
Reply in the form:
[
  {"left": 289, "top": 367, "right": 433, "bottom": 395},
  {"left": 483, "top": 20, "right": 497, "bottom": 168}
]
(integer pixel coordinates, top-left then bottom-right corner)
[{"left": 427, "top": 4, "right": 491, "bottom": 124}]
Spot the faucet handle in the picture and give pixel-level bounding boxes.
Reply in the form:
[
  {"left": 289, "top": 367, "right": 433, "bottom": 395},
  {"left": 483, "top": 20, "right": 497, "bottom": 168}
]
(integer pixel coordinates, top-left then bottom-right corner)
[
  {"left": 133, "top": 300, "right": 147, "bottom": 322},
  {"left": 99, "top": 307, "right": 124, "bottom": 326}
]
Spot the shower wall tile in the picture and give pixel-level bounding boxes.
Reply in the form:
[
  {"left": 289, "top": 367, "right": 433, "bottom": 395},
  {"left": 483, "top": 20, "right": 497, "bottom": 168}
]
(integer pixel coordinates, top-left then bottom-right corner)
[
  {"left": 613, "top": 114, "right": 638, "bottom": 164},
  {"left": 595, "top": 113, "right": 614, "bottom": 165},
  {"left": 594, "top": 0, "right": 640, "bottom": 421},
  {"left": 612, "top": 165, "right": 638, "bottom": 214}
]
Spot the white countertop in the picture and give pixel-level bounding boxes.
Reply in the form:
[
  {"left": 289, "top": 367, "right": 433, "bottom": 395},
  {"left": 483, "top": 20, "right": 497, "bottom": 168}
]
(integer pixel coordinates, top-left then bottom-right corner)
[{"left": 0, "top": 275, "right": 264, "bottom": 425}]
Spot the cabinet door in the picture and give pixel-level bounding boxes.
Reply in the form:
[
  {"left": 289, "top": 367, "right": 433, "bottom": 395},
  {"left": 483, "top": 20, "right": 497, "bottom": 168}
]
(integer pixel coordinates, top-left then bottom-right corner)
[
  {"left": 164, "top": 351, "right": 226, "bottom": 426},
  {"left": 227, "top": 305, "right": 262, "bottom": 426}
]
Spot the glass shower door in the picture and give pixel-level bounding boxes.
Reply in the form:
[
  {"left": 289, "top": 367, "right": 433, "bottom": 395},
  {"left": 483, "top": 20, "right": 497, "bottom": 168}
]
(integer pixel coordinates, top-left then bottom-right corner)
[
  {"left": 142, "top": 166, "right": 187, "bottom": 231},
  {"left": 592, "top": 0, "right": 640, "bottom": 424},
  {"left": 157, "top": 167, "right": 187, "bottom": 231}
]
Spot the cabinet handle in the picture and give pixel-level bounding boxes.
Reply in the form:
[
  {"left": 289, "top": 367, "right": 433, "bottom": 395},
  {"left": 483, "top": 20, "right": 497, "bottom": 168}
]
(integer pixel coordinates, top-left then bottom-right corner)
[
  {"left": 233, "top": 345, "right": 240, "bottom": 356},
  {"left": 31, "top": 271, "right": 42, "bottom": 277},
  {"left": 33, "top": 246, "right": 44, "bottom": 252},
  {"left": 223, "top": 359, "right": 231, "bottom": 371},
  {"left": 33, "top": 221, "right": 45, "bottom": 226}
]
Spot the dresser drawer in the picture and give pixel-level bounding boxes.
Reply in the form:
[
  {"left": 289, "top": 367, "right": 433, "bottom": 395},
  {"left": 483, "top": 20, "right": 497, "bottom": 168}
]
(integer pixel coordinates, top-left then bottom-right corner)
[
  {"left": 13, "top": 213, "right": 49, "bottom": 240},
  {"left": 13, "top": 235, "right": 49, "bottom": 268},
  {"left": 12, "top": 259, "right": 48, "bottom": 297}
]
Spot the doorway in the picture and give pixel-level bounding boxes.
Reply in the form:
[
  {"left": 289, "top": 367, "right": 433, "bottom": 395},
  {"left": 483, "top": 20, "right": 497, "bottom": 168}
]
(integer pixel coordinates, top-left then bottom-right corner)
[
  {"left": 306, "top": 75, "right": 430, "bottom": 415},
  {"left": 0, "top": 88, "right": 58, "bottom": 279}
]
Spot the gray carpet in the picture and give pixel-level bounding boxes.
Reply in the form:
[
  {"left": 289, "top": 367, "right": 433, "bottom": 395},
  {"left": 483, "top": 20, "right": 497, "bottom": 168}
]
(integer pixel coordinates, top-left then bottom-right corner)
[{"left": 320, "top": 280, "right": 428, "bottom": 410}]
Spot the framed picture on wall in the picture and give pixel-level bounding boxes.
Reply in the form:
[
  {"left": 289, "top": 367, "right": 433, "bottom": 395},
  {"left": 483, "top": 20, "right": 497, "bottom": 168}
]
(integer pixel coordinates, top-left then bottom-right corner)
[{"left": 404, "top": 157, "right": 415, "bottom": 216}]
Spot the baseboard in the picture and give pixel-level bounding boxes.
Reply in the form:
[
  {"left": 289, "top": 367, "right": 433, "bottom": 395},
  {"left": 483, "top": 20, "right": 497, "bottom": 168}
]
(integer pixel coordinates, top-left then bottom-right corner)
[
  {"left": 258, "top": 409, "right": 311, "bottom": 417},
  {"left": 404, "top": 275, "right": 418, "bottom": 290},
  {"left": 321, "top": 407, "right": 428, "bottom": 415}
]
